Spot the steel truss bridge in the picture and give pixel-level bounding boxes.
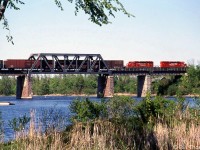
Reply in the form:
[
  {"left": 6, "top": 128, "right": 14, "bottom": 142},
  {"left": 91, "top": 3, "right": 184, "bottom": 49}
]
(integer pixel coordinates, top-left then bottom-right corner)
[{"left": 0, "top": 53, "right": 187, "bottom": 75}]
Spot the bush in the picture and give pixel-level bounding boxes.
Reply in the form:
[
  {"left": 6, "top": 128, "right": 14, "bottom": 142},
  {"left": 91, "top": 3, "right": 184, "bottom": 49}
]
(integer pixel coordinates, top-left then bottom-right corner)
[
  {"left": 167, "top": 84, "right": 177, "bottom": 96},
  {"left": 70, "top": 98, "right": 107, "bottom": 122}
]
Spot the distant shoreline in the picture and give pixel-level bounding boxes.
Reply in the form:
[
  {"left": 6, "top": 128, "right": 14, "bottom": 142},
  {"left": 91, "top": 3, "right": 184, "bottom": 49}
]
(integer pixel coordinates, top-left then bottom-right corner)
[
  {"left": 0, "top": 93, "right": 199, "bottom": 98},
  {"left": 34, "top": 93, "right": 200, "bottom": 98},
  {"left": 40, "top": 93, "right": 137, "bottom": 97}
]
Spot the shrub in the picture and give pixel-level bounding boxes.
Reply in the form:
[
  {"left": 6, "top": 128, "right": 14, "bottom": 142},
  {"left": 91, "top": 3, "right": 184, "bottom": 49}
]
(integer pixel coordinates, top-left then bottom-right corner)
[{"left": 70, "top": 98, "right": 107, "bottom": 122}]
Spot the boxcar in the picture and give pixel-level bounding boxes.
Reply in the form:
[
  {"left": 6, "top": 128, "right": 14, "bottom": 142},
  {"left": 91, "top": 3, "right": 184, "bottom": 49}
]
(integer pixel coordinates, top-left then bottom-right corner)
[
  {"left": 4, "top": 59, "right": 34, "bottom": 69},
  {"left": 104, "top": 60, "right": 124, "bottom": 69}
]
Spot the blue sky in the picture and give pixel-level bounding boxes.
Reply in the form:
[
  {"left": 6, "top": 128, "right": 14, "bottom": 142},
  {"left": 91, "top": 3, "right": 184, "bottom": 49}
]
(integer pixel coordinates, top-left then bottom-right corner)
[{"left": 0, "top": 0, "right": 200, "bottom": 65}]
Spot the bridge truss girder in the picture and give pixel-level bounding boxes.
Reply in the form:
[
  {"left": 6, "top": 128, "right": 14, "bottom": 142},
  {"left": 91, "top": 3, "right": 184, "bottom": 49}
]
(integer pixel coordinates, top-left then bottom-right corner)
[{"left": 28, "top": 53, "right": 110, "bottom": 74}]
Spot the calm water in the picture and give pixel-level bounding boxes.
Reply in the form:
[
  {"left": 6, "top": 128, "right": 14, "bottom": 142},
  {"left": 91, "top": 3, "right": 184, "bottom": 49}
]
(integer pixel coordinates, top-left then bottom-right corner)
[
  {"left": 0, "top": 96, "right": 100, "bottom": 141},
  {"left": 0, "top": 95, "right": 198, "bottom": 141}
]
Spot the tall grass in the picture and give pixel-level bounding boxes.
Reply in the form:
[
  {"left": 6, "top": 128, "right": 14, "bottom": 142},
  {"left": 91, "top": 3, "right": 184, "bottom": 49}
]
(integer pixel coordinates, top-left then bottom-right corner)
[
  {"left": 154, "top": 112, "right": 200, "bottom": 149},
  {"left": 68, "top": 112, "right": 200, "bottom": 150}
]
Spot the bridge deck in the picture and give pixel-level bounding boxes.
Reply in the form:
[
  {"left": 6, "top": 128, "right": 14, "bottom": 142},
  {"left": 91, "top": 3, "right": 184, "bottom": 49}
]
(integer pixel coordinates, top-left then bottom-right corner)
[{"left": 0, "top": 67, "right": 187, "bottom": 75}]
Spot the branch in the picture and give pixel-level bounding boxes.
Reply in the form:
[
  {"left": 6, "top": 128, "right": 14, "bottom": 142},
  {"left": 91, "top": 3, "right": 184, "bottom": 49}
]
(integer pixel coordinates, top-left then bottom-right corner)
[
  {"left": 56, "top": 0, "right": 134, "bottom": 26},
  {"left": 0, "top": 0, "right": 9, "bottom": 21},
  {"left": 2, "top": 16, "right": 14, "bottom": 44}
]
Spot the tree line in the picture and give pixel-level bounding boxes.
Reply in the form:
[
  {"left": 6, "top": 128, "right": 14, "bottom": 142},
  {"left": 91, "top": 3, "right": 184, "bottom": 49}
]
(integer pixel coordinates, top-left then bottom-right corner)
[
  {"left": 152, "top": 65, "right": 200, "bottom": 96},
  {"left": 0, "top": 74, "right": 137, "bottom": 96}
]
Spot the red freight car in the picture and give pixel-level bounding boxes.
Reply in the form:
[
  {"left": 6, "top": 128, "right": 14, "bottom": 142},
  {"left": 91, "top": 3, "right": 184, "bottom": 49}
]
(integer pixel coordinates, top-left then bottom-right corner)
[
  {"left": 126, "top": 61, "right": 154, "bottom": 68},
  {"left": 104, "top": 60, "right": 124, "bottom": 69},
  {"left": 4, "top": 59, "right": 34, "bottom": 69},
  {"left": 160, "top": 61, "right": 187, "bottom": 68}
]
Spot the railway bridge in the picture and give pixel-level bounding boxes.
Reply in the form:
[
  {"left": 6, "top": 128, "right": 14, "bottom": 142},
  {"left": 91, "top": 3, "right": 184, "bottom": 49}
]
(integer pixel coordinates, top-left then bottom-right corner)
[{"left": 0, "top": 53, "right": 187, "bottom": 99}]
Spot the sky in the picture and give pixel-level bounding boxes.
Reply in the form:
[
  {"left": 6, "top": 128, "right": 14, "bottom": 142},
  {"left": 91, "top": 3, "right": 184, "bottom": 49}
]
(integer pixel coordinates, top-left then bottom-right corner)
[{"left": 0, "top": 0, "right": 200, "bottom": 65}]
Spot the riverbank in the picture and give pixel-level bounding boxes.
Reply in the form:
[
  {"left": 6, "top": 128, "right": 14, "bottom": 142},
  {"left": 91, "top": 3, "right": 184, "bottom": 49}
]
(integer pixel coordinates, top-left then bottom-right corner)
[
  {"left": 0, "top": 93, "right": 199, "bottom": 98},
  {"left": 38, "top": 93, "right": 200, "bottom": 98},
  {"left": 42, "top": 93, "right": 137, "bottom": 97}
]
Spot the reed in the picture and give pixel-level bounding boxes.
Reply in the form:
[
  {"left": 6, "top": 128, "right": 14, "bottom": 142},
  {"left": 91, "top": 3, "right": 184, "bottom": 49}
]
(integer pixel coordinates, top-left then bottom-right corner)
[
  {"left": 1, "top": 110, "right": 67, "bottom": 150},
  {"left": 154, "top": 107, "right": 200, "bottom": 150},
  {"left": 68, "top": 120, "right": 132, "bottom": 149}
]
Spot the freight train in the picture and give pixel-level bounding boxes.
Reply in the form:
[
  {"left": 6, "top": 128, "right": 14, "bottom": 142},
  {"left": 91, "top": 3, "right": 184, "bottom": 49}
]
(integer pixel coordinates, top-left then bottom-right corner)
[{"left": 0, "top": 59, "right": 187, "bottom": 70}]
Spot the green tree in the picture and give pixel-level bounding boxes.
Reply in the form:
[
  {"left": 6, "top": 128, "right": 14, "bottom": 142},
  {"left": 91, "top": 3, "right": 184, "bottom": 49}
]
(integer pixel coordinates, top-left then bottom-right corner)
[
  {"left": 59, "top": 75, "right": 75, "bottom": 95},
  {"left": 70, "top": 97, "right": 106, "bottom": 122},
  {"left": 114, "top": 76, "right": 137, "bottom": 93},
  {"left": 185, "top": 65, "right": 200, "bottom": 94},
  {"left": 167, "top": 84, "right": 177, "bottom": 96},
  {"left": 0, "top": 0, "right": 132, "bottom": 24},
  {"left": 0, "top": 76, "right": 15, "bottom": 95},
  {"left": 83, "top": 75, "right": 97, "bottom": 95},
  {"left": 176, "top": 65, "right": 200, "bottom": 96},
  {"left": 73, "top": 75, "right": 85, "bottom": 94},
  {"left": 39, "top": 75, "right": 50, "bottom": 95},
  {"left": 157, "top": 77, "right": 170, "bottom": 95},
  {"left": 49, "top": 75, "right": 62, "bottom": 94},
  {"left": 32, "top": 75, "right": 41, "bottom": 95}
]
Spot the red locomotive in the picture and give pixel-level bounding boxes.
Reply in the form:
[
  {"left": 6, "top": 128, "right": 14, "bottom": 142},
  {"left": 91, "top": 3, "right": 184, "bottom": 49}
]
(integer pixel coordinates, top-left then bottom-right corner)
[
  {"left": 160, "top": 61, "right": 187, "bottom": 68},
  {"left": 126, "top": 61, "right": 154, "bottom": 68}
]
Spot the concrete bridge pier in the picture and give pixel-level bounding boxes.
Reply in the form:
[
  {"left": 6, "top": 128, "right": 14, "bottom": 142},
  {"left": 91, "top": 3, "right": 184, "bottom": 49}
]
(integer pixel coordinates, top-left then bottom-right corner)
[
  {"left": 16, "top": 75, "right": 33, "bottom": 99},
  {"left": 137, "top": 75, "right": 151, "bottom": 97},
  {"left": 97, "top": 75, "right": 114, "bottom": 98}
]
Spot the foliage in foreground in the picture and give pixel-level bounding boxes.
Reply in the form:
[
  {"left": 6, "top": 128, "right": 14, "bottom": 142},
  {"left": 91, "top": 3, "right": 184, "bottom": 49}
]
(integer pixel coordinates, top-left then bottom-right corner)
[{"left": 0, "top": 95, "right": 200, "bottom": 149}]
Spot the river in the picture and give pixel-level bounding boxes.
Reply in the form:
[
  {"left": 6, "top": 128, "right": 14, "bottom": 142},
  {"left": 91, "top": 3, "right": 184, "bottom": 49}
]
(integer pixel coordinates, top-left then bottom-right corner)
[
  {"left": 0, "top": 96, "right": 100, "bottom": 141},
  {"left": 0, "top": 95, "right": 198, "bottom": 142}
]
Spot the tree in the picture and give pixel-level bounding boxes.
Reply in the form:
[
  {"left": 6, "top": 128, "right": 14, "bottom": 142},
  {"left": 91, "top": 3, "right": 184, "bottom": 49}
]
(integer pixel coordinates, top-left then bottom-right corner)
[
  {"left": 39, "top": 75, "right": 50, "bottom": 95},
  {"left": 0, "top": 0, "right": 133, "bottom": 44},
  {"left": 49, "top": 75, "right": 62, "bottom": 94},
  {"left": 73, "top": 75, "right": 85, "bottom": 94},
  {"left": 180, "top": 65, "right": 200, "bottom": 95},
  {"left": 0, "top": 0, "right": 132, "bottom": 24},
  {"left": 0, "top": 76, "right": 15, "bottom": 95},
  {"left": 83, "top": 75, "right": 97, "bottom": 94}
]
